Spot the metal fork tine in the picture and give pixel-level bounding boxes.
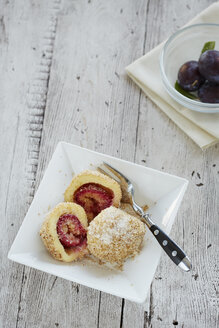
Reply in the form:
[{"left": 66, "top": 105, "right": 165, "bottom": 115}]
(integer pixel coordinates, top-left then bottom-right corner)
[
  {"left": 97, "top": 165, "right": 121, "bottom": 184},
  {"left": 99, "top": 163, "right": 131, "bottom": 203},
  {"left": 103, "top": 162, "right": 130, "bottom": 183}
]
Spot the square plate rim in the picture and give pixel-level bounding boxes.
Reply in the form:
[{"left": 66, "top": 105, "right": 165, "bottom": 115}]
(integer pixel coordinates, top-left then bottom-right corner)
[
  {"left": 8, "top": 141, "right": 189, "bottom": 303},
  {"left": 60, "top": 141, "right": 189, "bottom": 185}
]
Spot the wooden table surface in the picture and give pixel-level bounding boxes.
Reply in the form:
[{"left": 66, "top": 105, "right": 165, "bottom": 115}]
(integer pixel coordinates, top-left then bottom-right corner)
[{"left": 1, "top": 0, "right": 218, "bottom": 327}]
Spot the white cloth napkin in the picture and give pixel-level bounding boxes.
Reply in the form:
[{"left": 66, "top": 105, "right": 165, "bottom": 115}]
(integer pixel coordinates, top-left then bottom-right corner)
[{"left": 126, "top": 3, "right": 219, "bottom": 149}]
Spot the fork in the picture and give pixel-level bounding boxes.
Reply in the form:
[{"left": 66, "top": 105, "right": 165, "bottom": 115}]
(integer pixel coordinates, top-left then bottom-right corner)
[{"left": 98, "top": 162, "right": 192, "bottom": 272}]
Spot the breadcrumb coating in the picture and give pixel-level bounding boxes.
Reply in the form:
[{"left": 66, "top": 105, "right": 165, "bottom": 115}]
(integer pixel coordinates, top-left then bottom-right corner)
[{"left": 87, "top": 206, "right": 146, "bottom": 266}]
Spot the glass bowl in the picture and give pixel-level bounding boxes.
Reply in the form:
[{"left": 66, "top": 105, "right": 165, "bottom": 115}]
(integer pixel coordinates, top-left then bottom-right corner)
[{"left": 160, "top": 23, "right": 219, "bottom": 113}]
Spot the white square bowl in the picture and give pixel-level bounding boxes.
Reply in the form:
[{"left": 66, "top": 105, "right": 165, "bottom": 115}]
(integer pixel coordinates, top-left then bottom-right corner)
[{"left": 8, "top": 142, "right": 188, "bottom": 303}]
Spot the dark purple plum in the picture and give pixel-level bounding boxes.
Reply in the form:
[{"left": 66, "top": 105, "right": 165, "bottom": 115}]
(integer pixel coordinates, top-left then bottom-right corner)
[
  {"left": 177, "top": 60, "right": 205, "bottom": 92},
  {"left": 198, "top": 81, "right": 219, "bottom": 104},
  {"left": 198, "top": 50, "right": 219, "bottom": 84}
]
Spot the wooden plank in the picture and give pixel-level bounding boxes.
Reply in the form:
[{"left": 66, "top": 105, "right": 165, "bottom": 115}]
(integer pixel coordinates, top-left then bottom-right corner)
[{"left": 0, "top": 0, "right": 61, "bottom": 326}]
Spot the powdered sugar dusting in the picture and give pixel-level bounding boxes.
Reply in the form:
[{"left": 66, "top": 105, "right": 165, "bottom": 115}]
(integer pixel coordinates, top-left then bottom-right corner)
[
  {"left": 87, "top": 206, "right": 146, "bottom": 265},
  {"left": 88, "top": 207, "right": 143, "bottom": 244}
]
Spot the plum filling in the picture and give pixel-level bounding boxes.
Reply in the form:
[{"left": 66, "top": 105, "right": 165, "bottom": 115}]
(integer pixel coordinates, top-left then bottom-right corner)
[
  {"left": 57, "top": 214, "right": 87, "bottom": 249},
  {"left": 73, "top": 183, "right": 113, "bottom": 222}
]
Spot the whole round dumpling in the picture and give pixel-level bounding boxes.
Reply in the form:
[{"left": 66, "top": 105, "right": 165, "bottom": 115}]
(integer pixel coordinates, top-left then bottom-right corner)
[{"left": 87, "top": 206, "right": 146, "bottom": 266}]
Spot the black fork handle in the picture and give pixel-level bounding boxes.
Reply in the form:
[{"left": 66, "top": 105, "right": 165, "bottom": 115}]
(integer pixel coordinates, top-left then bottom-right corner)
[{"left": 150, "top": 224, "right": 191, "bottom": 271}]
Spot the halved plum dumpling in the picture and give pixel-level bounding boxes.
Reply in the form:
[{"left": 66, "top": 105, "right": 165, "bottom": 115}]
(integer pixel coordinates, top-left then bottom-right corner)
[
  {"left": 57, "top": 214, "right": 86, "bottom": 248},
  {"left": 74, "top": 183, "right": 113, "bottom": 221},
  {"left": 40, "top": 202, "right": 88, "bottom": 262},
  {"left": 64, "top": 170, "right": 122, "bottom": 222}
]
